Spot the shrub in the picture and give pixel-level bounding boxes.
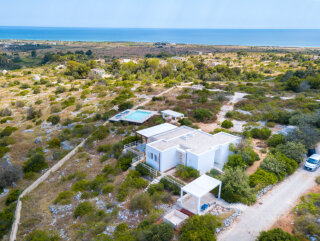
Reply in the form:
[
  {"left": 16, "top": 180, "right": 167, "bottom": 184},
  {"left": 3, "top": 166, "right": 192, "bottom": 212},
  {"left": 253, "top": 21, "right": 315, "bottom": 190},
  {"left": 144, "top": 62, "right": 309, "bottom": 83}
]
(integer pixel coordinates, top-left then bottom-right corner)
[
  {"left": 118, "top": 101, "right": 134, "bottom": 111},
  {"left": 250, "top": 127, "right": 271, "bottom": 140},
  {"left": 260, "top": 154, "right": 287, "bottom": 181},
  {"left": 54, "top": 191, "right": 74, "bottom": 205},
  {"left": 267, "top": 134, "right": 286, "bottom": 147},
  {"left": 74, "top": 201, "right": 95, "bottom": 218},
  {"left": 117, "top": 152, "right": 134, "bottom": 171},
  {"left": 179, "top": 118, "right": 193, "bottom": 127},
  {"left": 5, "top": 189, "right": 21, "bottom": 206},
  {"left": 144, "top": 222, "right": 174, "bottom": 241},
  {"left": 117, "top": 170, "right": 148, "bottom": 201},
  {"left": 23, "top": 153, "right": 48, "bottom": 173},
  {"left": 47, "top": 115, "right": 60, "bottom": 125},
  {"left": 179, "top": 214, "right": 221, "bottom": 241},
  {"left": 249, "top": 168, "right": 278, "bottom": 189},
  {"left": 129, "top": 192, "right": 153, "bottom": 214},
  {"left": 221, "top": 120, "right": 234, "bottom": 129},
  {"left": 25, "top": 229, "right": 60, "bottom": 241},
  {"left": 225, "top": 154, "right": 246, "bottom": 169},
  {"left": 102, "top": 184, "right": 114, "bottom": 194},
  {"left": 160, "top": 176, "right": 184, "bottom": 195},
  {"left": 147, "top": 183, "right": 164, "bottom": 195},
  {"left": 276, "top": 142, "right": 306, "bottom": 163},
  {"left": 48, "top": 138, "right": 61, "bottom": 149},
  {"left": 98, "top": 144, "right": 112, "bottom": 153},
  {"left": 221, "top": 167, "right": 256, "bottom": 204},
  {"left": 257, "top": 228, "right": 300, "bottom": 241},
  {"left": 135, "top": 163, "right": 151, "bottom": 177},
  {"left": 175, "top": 165, "right": 200, "bottom": 181},
  {"left": 193, "top": 108, "right": 214, "bottom": 122},
  {"left": 0, "top": 203, "right": 16, "bottom": 239}
]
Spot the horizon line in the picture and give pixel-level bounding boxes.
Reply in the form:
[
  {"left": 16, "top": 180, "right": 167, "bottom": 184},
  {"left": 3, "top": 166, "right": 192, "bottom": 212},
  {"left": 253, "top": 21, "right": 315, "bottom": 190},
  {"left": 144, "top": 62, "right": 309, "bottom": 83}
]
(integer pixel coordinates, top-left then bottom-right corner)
[{"left": 1, "top": 25, "right": 320, "bottom": 30}]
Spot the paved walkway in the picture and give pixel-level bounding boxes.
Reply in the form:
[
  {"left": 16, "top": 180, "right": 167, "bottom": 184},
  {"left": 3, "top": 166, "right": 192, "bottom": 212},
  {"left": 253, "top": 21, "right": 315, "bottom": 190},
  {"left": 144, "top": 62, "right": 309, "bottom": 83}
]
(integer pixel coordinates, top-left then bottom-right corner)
[{"left": 218, "top": 167, "right": 320, "bottom": 241}]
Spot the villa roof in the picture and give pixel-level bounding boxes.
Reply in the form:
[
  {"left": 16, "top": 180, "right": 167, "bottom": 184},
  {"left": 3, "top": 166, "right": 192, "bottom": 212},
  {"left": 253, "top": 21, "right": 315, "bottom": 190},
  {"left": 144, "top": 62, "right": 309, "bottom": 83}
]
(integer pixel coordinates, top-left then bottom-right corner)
[
  {"left": 148, "top": 126, "right": 240, "bottom": 155},
  {"left": 161, "top": 109, "right": 184, "bottom": 118},
  {"left": 136, "top": 123, "right": 178, "bottom": 138},
  {"left": 182, "top": 174, "right": 221, "bottom": 198}
]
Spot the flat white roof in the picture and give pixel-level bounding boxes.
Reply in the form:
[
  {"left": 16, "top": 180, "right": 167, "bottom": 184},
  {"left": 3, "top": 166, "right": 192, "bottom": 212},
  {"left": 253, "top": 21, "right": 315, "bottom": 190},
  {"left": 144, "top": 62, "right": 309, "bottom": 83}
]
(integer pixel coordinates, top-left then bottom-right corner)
[
  {"left": 161, "top": 109, "right": 184, "bottom": 118},
  {"left": 137, "top": 123, "right": 178, "bottom": 138},
  {"left": 182, "top": 174, "right": 221, "bottom": 198},
  {"left": 148, "top": 126, "right": 240, "bottom": 155}
]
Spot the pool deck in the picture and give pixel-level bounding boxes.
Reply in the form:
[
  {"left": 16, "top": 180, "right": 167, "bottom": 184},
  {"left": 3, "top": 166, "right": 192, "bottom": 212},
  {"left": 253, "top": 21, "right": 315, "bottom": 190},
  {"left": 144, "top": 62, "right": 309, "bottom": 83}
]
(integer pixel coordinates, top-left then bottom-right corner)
[{"left": 109, "top": 109, "right": 158, "bottom": 124}]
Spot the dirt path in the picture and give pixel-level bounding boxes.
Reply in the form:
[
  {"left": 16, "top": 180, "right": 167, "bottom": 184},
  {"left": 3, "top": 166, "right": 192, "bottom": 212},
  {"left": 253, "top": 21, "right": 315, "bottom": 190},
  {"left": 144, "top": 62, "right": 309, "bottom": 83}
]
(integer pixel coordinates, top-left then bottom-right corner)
[
  {"left": 217, "top": 167, "right": 320, "bottom": 241},
  {"left": 197, "top": 92, "right": 247, "bottom": 133}
]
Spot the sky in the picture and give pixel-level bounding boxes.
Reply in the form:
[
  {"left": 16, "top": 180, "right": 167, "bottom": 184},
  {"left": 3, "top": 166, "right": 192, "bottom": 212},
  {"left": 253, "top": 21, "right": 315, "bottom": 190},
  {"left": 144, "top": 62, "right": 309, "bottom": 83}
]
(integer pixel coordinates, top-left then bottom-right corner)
[{"left": 1, "top": 0, "right": 320, "bottom": 29}]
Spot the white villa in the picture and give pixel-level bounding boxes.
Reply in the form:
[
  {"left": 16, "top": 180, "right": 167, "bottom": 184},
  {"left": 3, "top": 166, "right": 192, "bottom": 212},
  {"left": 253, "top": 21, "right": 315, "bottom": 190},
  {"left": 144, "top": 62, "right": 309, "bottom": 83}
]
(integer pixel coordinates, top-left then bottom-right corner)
[{"left": 137, "top": 124, "right": 240, "bottom": 174}]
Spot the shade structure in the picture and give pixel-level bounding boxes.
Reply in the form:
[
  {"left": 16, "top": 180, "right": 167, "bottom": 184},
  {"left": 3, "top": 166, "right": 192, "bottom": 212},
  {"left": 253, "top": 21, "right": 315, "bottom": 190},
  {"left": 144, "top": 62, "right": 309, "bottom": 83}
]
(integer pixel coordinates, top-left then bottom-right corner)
[{"left": 136, "top": 123, "right": 178, "bottom": 139}]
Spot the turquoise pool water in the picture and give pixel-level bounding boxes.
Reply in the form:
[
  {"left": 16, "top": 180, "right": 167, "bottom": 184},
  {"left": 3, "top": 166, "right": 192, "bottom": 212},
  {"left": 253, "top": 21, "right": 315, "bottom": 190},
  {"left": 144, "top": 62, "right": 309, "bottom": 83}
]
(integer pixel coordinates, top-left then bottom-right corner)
[{"left": 125, "top": 110, "right": 151, "bottom": 121}]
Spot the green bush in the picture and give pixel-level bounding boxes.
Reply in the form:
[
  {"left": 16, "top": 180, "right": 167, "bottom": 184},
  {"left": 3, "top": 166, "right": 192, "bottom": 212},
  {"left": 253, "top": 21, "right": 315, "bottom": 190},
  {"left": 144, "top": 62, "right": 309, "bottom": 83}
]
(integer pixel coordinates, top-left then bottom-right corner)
[
  {"left": 129, "top": 192, "right": 153, "bottom": 214},
  {"left": 102, "top": 184, "right": 114, "bottom": 194},
  {"left": 47, "top": 115, "right": 60, "bottom": 125},
  {"left": 117, "top": 152, "right": 134, "bottom": 171},
  {"left": 142, "top": 222, "right": 174, "bottom": 241},
  {"left": 257, "top": 228, "right": 300, "bottom": 241},
  {"left": 160, "top": 176, "right": 183, "bottom": 195},
  {"left": 48, "top": 138, "right": 61, "bottom": 149},
  {"left": 221, "top": 120, "right": 234, "bottom": 129},
  {"left": 25, "top": 229, "right": 60, "bottom": 241},
  {"left": 175, "top": 165, "right": 200, "bottom": 181},
  {"left": 117, "top": 170, "right": 148, "bottom": 202},
  {"left": 267, "top": 134, "right": 285, "bottom": 147},
  {"left": 221, "top": 167, "right": 256, "bottom": 204},
  {"left": 135, "top": 163, "right": 151, "bottom": 177},
  {"left": 71, "top": 179, "right": 91, "bottom": 192},
  {"left": 5, "top": 189, "right": 21, "bottom": 206},
  {"left": 98, "top": 144, "right": 112, "bottom": 153},
  {"left": 179, "top": 118, "right": 193, "bottom": 127},
  {"left": 54, "top": 191, "right": 74, "bottom": 205},
  {"left": 179, "top": 214, "right": 221, "bottom": 241},
  {"left": 147, "top": 183, "right": 164, "bottom": 195},
  {"left": 250, "top": 127, "right": 271, "bottom": 140},
  {"left": 260, "top": 154, "right": 287, "bottom": 181},
  {"left": 225, "top": 154, "right": 247, "bottom": 169},
  {"left": 74, "top": 201, "right": 95, "bottom": 218},
  {"left": 249, "top": 168, "right": 278, "bottom": 189},
  {"left": 0, "top": 203, "right": 16, "bottom": 239},
  {"left": 118, "top": 101, "right": 134, "bottom": 111},
  {"left": 23, "top": 153, "right": 48, "bottom": 173},
  {"left": 276, "top": 142, "right": 306, "bottom": 163},
  {"left": 193, "top": 108, "right": 214, "bottom": 122}
]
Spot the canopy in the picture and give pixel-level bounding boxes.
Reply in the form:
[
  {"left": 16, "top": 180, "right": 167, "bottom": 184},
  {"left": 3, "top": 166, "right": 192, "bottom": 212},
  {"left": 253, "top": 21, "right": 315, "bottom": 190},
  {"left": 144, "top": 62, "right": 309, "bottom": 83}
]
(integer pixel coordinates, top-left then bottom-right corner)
[
  {"left": 161, "top": 109, "right": 184, "bottom": 118},
  {"left": 182, "top": 174, "right": 221, "bottom": 199}
]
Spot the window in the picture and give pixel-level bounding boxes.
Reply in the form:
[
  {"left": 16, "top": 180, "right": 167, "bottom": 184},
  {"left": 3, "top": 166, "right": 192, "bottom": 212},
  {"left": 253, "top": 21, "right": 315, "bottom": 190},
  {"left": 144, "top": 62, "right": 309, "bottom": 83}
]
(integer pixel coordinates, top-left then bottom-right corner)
[
  {"left": 149, "top": 152, "right": 154, "bottom": 159},
  {"left": 154, "top": 155, "right": 158, "bottom": 162}
]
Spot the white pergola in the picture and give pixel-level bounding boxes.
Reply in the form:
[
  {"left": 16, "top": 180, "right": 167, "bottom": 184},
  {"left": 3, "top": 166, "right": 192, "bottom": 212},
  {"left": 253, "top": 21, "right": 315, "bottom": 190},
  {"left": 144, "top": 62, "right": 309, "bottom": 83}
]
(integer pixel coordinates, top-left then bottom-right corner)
[
  {"left": 161, "top": 110, "right": 184, "bottom": 123},
  {"left": 180, "top": 174, "right": 222, "bottom": 214}
]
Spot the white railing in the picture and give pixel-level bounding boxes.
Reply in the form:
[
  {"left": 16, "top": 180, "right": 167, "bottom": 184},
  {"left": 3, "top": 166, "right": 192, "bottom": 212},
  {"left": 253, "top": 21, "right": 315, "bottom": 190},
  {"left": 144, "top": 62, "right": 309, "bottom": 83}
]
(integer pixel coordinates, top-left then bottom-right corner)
[
  {"left": 123, "top": 141, "right": 142, "bottom": 150},
  {"left": 136, "top": 162, "right": 158, "bottom": 179},
  {"left": 163, "top": 175, "right": 184, "bottom": 188}
]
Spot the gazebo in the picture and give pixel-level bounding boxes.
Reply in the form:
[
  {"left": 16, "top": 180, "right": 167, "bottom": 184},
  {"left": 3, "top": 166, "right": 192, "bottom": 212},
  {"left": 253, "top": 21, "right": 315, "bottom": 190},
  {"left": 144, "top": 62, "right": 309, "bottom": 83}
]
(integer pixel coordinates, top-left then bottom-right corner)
[
  {"left": 180, "top": 174, "right": 222, "bottom": 215},
  {"left": 161, "top": 110, "right": 184, "bottom": 123}
]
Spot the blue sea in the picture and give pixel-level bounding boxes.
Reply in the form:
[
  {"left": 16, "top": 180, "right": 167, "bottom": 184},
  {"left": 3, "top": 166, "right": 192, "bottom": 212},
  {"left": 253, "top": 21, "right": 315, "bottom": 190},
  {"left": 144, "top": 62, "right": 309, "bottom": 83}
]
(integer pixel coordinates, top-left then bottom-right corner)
[{"left": 1, "top": 27, "right": 320, "bottom": 47}]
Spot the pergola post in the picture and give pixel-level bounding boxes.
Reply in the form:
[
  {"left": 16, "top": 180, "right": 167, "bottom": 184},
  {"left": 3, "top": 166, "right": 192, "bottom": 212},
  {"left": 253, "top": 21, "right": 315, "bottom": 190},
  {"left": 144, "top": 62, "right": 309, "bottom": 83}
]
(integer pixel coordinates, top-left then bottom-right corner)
[
  {"left": 218, "top": 183, "right": 221, "bottom": 199},
  {"left": 197, "top": 196, "right": 201, "bottom": 214},
  {"left": 180, "top": 189, "right": 183, "bottom": 205}
]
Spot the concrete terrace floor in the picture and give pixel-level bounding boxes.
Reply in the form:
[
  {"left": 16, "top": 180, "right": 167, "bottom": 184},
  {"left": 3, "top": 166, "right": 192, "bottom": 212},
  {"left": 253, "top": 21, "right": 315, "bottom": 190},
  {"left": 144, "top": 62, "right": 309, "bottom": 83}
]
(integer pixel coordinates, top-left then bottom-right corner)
[{"left": 217, "top": 167, "right": 320, "bottom": 241}]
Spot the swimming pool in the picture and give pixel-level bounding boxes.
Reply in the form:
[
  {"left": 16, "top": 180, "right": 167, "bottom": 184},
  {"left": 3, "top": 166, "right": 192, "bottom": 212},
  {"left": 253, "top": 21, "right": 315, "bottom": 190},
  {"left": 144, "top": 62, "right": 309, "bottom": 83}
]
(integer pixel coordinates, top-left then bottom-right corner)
[{"left": 125, "top": 110, "right": 152, "bottom": 121}]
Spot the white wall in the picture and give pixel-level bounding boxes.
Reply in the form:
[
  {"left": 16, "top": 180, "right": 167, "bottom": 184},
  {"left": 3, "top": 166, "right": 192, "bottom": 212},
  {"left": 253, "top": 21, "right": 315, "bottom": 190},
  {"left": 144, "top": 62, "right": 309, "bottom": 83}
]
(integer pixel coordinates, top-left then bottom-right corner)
[
  {"left": 195, "top": 149, "right": 216, "bottom": 174},
  {"left": 160, "top": 147, "right": 180, "bottom": 172},
  {"left": 185, "top": 151, "right": 199, "bottom": 171},
  {"left": 145, "top": 145, "right": 161, "bottom": 171}
]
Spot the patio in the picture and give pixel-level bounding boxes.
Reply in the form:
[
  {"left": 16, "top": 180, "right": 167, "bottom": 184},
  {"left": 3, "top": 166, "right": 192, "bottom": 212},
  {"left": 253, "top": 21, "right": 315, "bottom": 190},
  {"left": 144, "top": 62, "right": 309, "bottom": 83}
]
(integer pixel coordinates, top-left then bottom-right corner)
[{"left": 179, "top": 174, "right": 222, "bottom": 215}]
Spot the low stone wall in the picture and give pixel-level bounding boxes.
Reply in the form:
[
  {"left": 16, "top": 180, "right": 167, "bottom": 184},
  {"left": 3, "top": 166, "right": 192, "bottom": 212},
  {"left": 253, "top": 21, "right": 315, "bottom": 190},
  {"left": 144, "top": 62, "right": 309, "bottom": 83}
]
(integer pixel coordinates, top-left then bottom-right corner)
[{"left": 9, "top": 139, "right": 86, "bottom": 241}]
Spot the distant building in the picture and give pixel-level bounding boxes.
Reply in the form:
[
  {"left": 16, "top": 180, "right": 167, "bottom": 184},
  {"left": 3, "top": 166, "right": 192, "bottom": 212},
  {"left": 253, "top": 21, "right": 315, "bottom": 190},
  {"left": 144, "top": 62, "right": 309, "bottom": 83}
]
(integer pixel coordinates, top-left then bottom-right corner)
[
  {"left": 191, "top": 85, "right": 205, "bottom": 91},
  {"left": 171, "top": 57, "right": 186, "bottom": 61},
  {"left": 90, "top": 68, "right": 105, "bottom": 78},
  {"left": 55, "top": 65, "right": 66, "bottom": 70},
  {"left": 312, "top": 56, "right": 320, "bottom": 61},
  {"left": 211, "top": 62, "right": 222, "bottom": 67},
  {"left": 140, "top": 125, "right": 241, "bottom": 174},
  {"left": 120, "top": 59, "right": 137, "bottom": 64},
  {"left": 2, "top": 70, "right": 8, "bottom": 75}
]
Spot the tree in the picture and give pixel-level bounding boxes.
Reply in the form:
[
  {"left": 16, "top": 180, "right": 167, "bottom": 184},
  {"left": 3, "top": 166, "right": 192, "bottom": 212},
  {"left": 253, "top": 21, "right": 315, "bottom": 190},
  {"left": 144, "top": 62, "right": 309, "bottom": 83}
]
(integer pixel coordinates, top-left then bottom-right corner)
[
  {"left": 179, "top": 214, "right": 221, "bottom": 241},
  {"left": 31, "top": 50, "right": 37, "bottom": 58},
  {"left": 47, "top": 115, "right": 60, "bottom": 125},
  {"left": 260, "top": 154, "right": 287, "bottom": 181},
  {"left": 276, "top": 142, "right": 306, "bottom": 163},
  {"left": 221, "top": 167, "right": 256, "bottom": 204},
  {"left": 0, "top": 162, "right": 22, "bottom": 190},
  {"left": 257, "top": 228, "right": 300, "bottom": 241},
  {"left": 145, "top": 222, "right": 174, "bottom": 241},
  {"left": 267, "top": 134, "right": 286, "bottom": 148},
  {"left": 23, "top": 153, "right": 48, "bottom": 173},
  {"left": 85, "top": 50, "right": 93, "bottom": 56}
]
